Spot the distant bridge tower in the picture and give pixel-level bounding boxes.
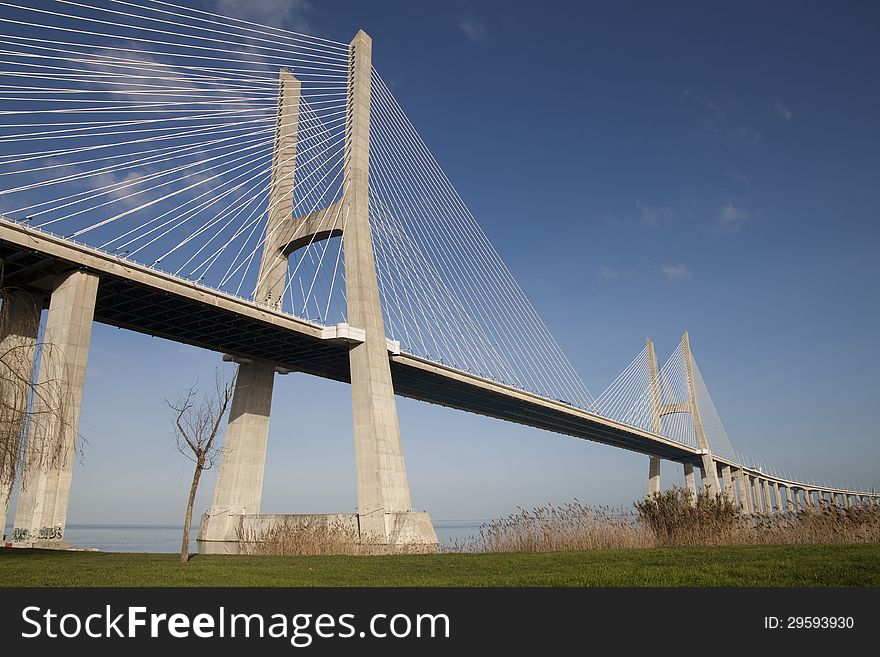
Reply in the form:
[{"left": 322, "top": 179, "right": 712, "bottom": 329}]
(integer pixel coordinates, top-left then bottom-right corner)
[
  {"left": 645, "top": 332, "right": 721, "bottom": 497},
  {"left": 199, "top": 31, "right": 437, "bottom": 552}
]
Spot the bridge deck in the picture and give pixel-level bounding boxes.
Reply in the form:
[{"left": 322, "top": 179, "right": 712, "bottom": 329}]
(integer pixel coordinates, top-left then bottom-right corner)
[{"left": 0, "top": 219, "right": 715, "bottom": 465}]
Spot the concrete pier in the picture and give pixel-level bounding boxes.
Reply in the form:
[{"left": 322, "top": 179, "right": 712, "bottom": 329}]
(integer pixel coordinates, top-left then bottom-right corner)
[
  {"left": 750, "top": 477, "right": 763, "bottom": 514},
  {"left": 0, "top": 290, "right": 41, "bottom": 536},
  {"left": 721, "top": 464, "right": 735, "bottom": 503},
  {"left": 200, "top": 359, "right": 276, "bottom": 544},
  {"left": 762, "top": 479, "right": 773, "bottom": 513},
  {"left": 773, "top": 482, "right": 782, "bottom": 513},
  {"left": 200, "top": 70, "right": 300, "bottom": 548},
  {"left": 648, "top": 456, "right": 661, "bottom": 496},
  {"left": 735, "top": 469, "right": 752, "bottom": 514},
  {"left": 12, "top": 270, "right": 97, "bottom": 546},
  {"left": 683, "top": 462, "right": 696, "bottom": 500}
]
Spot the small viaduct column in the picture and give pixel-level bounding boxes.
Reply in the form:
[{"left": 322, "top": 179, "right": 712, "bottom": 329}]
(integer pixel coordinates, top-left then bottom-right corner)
[
  {"left": 735, "top": 468, "right": 752, "bottom": 514},
  {"left": 200, "top": 70, "right": 301, "bottom": 547},
  {"left": 762, "top": 479, "right": 773, "bottom": 513},
  {"left": 12, "top": 270, "right": 97, "bottom": 545},
  {"left": 648, "top": 457, "right": 661, "bottom": 496},
  {"left": 721, "top": 465, "right": 735, "bottom": 503},
  {"left": 750, "top": 476, "right": 764, "bottom": 514},
  {"left": 683, "top": 462, "right": 696, "bottom": 500},
  {"left": 0, "top": 290, "right": 41, "bottom": 536},
  {"left": 773, "top": 482, "right": 782, "bottom": 513}
]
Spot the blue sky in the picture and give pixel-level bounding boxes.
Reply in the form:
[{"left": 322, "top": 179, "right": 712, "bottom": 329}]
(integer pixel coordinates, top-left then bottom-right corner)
[{"left": 7, "top": 0, "right": 880, "bottom": 525}]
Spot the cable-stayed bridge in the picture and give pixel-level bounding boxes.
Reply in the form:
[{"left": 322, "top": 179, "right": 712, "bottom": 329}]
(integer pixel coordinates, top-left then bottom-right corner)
[{"left": 0, "top": 1, "right": 875, "bottom": 551}]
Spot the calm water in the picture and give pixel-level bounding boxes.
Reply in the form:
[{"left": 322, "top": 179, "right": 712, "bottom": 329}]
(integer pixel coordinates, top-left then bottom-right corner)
[{"left": 4, "top": 521, "right": 485, "bottom": 552}]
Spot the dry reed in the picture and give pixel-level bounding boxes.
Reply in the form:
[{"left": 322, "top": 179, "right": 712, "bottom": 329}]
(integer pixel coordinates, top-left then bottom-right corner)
[
  {"left": 237, "top": 518, "right": 377, "bottom": 556},
  {"left": 235, "top": 489, "right": 880, "bottom": 555},
  {"left": 446, "top": 488, "right": 880, "bottom": 553}
]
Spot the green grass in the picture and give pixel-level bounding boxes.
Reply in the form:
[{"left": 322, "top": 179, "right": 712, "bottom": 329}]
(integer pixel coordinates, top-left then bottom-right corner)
[{"left": 2, "top": 543, "right": 879, "bottom": 586}]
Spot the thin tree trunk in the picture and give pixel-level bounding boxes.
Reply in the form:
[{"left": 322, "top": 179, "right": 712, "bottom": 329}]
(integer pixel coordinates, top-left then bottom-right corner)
[{"left": 180, "top": 461, "right": 203, "bottom": 564}]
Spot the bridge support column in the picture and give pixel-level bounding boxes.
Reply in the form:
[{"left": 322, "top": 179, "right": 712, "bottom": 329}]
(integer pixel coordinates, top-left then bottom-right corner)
[
  {"left": 199, "top": 69, "right": 300, "bottom": 552},
  {"left": 805, "top": 490, "right": 814, "bottom": 509},
  {"left": 750, "top": 477, "right": 763, "bottom": 514},
  {"left": 762, "top": 479, "right": 773, "bottom": 513},
  {"left": 0, "top": 290, "right": 41, "bottom": 537},
  {"left": 342, "top": 31, "right": 436, "bottom": 550},
  {"left": 720, "top": 465, "right": 735, "bottom": 503},
  {"left": 844, "top": 494, "right": 852, "bottom": 510},
  {"left": 735, "top": 469, "right": 752, "bottom": 514},
  {"left": 683, "top": 462, "right": 696, "bottom": 501},
  {"left": 12, "top": 270, "right": 97, "bottom": 546},
  {"left": 200, "top": 359, "right": 275, "bottom": 546},
  {"left": 648, "top": 456, "right": 661, "bottom": 496},
  {"left": 773, "top": 482, "right": 782, "bottom": 514}
]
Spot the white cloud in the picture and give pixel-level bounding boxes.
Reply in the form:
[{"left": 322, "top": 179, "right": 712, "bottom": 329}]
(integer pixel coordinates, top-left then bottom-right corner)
[
  {"left": 715, "top": 202, "right": 749, "bottom": 231},
  {"left": 661, "top": 262, "right": 690, "bottom": 281},
  {"left": 774, "top": 100, "right": 792, "bottom": 121},
  {"left": 213, "top": 0, "right": 313, "bottom": 31},
  {"left": 599, "top": 265, "right": 621, "bottom": 279},
  {"left": 458, "top": 18, "right": 487, "bottom": 43}
]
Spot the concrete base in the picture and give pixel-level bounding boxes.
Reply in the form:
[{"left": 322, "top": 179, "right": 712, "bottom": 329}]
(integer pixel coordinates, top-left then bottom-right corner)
[{"left": 198, "top": 511, "right": 438, "bottom": 555}]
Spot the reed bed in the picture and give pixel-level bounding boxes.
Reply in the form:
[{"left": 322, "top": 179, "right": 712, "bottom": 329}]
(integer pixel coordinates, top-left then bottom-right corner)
[
  {"left": 237, "top": 518, "right": 374, "bottom": 556},
  {"left": 446, "top": 488, "right": 880, "bottom": 553},
  {"left": 235, "top": 489, "right": 880, "bottom": 555}
]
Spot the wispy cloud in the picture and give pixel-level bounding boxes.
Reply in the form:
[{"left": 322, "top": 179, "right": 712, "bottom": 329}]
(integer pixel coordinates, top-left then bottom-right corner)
[
  {"left": 661, "top": 262, "right": 691, "bottom": 281},
  {"left": 730, "top": 125, "right": 763, "bottom": 145},
  {"left": 680, "top": 89, "right": 719, "bottom": 112},
  {"left": 458, "top": 17, "right": 487, "bottom": 43},
  {"left": 715, "top": 202, "right": 749, "bottom": 231},
  {"left": 774, "top": 100, "right": 792, "bottom": 121},
  {"left": 636, "top": 201, "right": 673, "bottom": 227},
  {"left": 681, "top": 89, "right": 762, "bottom": 145},
  {"left": 599, "top": 265, "right": 622, "bottom": 279},
  {"left": 213, "top": 0, "right": 313, "bottom": 31}
]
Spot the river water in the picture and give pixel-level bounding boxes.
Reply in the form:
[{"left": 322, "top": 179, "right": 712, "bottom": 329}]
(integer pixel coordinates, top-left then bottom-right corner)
[{"left": 3, "top": 521, "right": 485, "bottom": 552}]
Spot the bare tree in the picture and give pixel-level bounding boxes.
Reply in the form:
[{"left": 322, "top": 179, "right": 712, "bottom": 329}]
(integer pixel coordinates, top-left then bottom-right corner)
[{"left": 167, "top": 370, "right": 234, "bottom": 563}]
